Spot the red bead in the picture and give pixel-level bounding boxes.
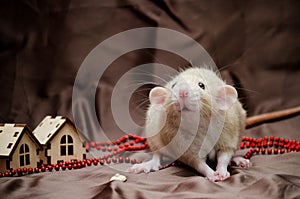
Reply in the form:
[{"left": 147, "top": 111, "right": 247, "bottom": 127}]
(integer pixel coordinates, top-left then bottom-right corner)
[
  {"left": 65, "top": 161, "right": 69, "bottom": 165},
  {"left": 41, "top": 167, "right": 46, "bottom": 172},
  {"left": 135, "top": 138, "right": 140, "bottom": 143},
  {"left": 263, "top": 141, "right": 268, "bottom": 148},
  {"left": 285, "top": 143, "right": 291, "bottom": 149},
  {"left": 251, "top": 142, "right": 256, "bottom": 148},
  {"left": 125, "top": 157, "right": 130, "bottom": 163},
  {"left": 268, "top": 141, "right": 273, "bottom": 147},
  {"left": 261, "top": 148, "right": 266, "bottom": 154},
  {"left": 119, "top": 144, "right": 124, "bottom": 149},
  {"left": 129, "top": 141, "right": 135, "bottom": 145},
  {"left": 121, "top": 136, "right": 127, "bottom": 142},
  {"left": 96, "top": 144, "right": 101, "bottom": 150},
  {"left": 22, "top": 167, "right": 27, "bottom": 173},
  {"left": 274, "top": 142, "right": 279, "bottom": 147},
  {"left": 86, "top": 143, "right": 90, "bottom": 151},
  {"left": 114, "top": 146, "right": 119, "bottom": 151},
  {"left": 274, "top": 148, "right": 278, "bottom": 154},
  {"left": 11, "top": 169, "right": 16, "bottom": 176},
  {"left": 116, "top": 139, "right": 121, "bottom": 144},
  {"left": 280, "top": 149, "right": 285, "bottom": 154},
  {"left": 34, "top": 168, "right": 40, "bottom": 173},
  {"left": 28, "top": 168, "right": 33, "bottom": 174},
  {"left": 73, "top": 164, "right": 78, "bottom": 169},
  {"left": 112, "top": 158, "right": 117, "bottom": 163},
  {"left": 257, "top": 142, "right": 262, "bottom": 148},
  {"left": 90, "top": 142, "right": 95, "bottom": 147},
  {"left": 68, "top": 164, "right": 73, "bottom": 170},
  {"left": 279, "top": 143, "right": 284, "bottom": 148},
  {"left": 107, "top": 147, "right": 112, "bottom": 152},
  {"left": 270, "top": 136, "right": 274, "bottom": 141},
  {"left": 62, "top": 164, "right": 67, "bottom": 170},
  {"left": 55, "top": 165, "right": 60, "bottom": 171},
  {"left": 4, "top": 171, "right": 11, "bottom": 177},
  {"left": 267, "top": 148, "right": 272, "bottom": 154},
  {"left": 106, "top": 141, "right": 111, "bottom": 146},
  {"left": 130, "top": 159, "right": 136, "bottom": 164},
  {"left": 240, "top": 142, "right": 245, "bottom": 149},
  {"left": 287, "top": 149, "right": 291, "bottom": 153},
  {"left": 48, "top": 165, "right": 53, "bottom": 171},
  {"left": 264, "top": 136, "right": 269, "bottom": 141},
  {"left": 100, "top": 159, "right": 105, "bottom": 165},
  {"left": 255, "top": 148, "right": 260, "bottom": 154},
  {"left": 285, "top": 139, "right": 289, "bottom": 144},
  {"left": 245, "top": 142, "right": 250, "bottom": 148},
  {"left": 93, "top": 160, "right": 98, "bottom": 166},
  {"left": 275, "top": 137, "right": 279, "bottom": 142},
  {"left": 17, "top": 168, "right": 22, "bottom": 174},
  {"left": 101, "top": 147, "right": 107, "bottom": 152},
  {"left": 87, "top": 160, "right": 92, "bottom": 166},
  {"left": 106, "top": 159, "right": 111, "bottom": 164},
  {"left": 77, "top": 163, "right": 82, "bottom": 168},
  {"left": 119, "top": 157, "right": 124, "bottom": 163},
  {"left": 280, "top": 137, "right": 284, "bottom": 143}
]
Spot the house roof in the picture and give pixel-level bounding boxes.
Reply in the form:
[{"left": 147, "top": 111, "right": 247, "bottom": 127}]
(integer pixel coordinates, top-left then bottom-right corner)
[
  {"left": 32, "top": 116, "right": 68, "bottom": 145},
  {"left": 0, "top": 124, "right": 41, "bottom": 157},
  {"left": 0, "top": 124, "right": 25, "bottom": 156}
]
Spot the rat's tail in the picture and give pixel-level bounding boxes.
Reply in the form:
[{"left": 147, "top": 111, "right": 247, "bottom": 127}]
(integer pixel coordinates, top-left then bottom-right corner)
[{"left": 245, "top": 106, "right": 300, "bottom": 129}]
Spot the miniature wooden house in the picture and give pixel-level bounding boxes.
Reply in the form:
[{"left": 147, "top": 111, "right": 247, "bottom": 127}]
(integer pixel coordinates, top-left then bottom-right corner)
[
  {"left": 0, "top": 124, "right": 42, "bottom": 172},
  {"left": 33, "top": 116, "right": 86, "bottom": 165}
]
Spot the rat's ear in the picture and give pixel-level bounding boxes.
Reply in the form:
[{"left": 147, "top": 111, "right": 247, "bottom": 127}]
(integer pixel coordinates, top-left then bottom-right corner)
[
  {"left": 149, "top": 87, "right": 169, "bottom": 105},
  {"left": 215, "top": 85, "right": 238, "bottom": 110}
]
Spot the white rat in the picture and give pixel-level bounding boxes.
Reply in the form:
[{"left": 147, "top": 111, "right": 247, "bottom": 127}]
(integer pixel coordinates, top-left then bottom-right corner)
[{"left": 129, "top": 67, "right": 250, "bottom": 182}]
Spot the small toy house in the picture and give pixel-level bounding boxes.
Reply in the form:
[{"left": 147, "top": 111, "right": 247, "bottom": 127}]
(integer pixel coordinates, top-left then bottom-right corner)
[
  {"left": 0, "top": 124, "right": 42, "bottom": 172},
  {"left": 33, "top": 116, "right": 86, "bottom": 165}
]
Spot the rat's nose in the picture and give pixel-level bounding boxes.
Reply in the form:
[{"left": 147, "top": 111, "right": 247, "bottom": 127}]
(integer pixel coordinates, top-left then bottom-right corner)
[{"left": 179, "top": 89, "right": 188, "bottom": 98}]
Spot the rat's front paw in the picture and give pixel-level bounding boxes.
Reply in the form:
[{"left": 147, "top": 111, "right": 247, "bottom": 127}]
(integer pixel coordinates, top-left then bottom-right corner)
[
  {"left": 214, "top": 170, "right": 230, "bottom": 181},
  {"left": 205, "top": 172, "right": 221, "bottom": 182},
  {"left": 128, "top": 160, "right": 160, "bottom": 174},
  {"left": 231, "top": 156, "right": 251, "bottom": 168}
]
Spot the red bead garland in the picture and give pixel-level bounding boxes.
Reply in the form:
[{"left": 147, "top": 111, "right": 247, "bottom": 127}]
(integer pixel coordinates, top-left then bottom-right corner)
[
  {"left": 1, "top": 134, "right": 299, "bottom": 178},
  {"left": 241, "top": 136, "right": 300, "bottom": 159}
]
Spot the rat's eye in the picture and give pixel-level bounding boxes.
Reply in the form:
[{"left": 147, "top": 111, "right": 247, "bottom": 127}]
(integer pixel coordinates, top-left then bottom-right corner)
[
  {"left": 171, "top": 83, "right": 176, "bottom": 89},
  {"left": 198, "top": 82, "right": 205, "bottom": 90}
]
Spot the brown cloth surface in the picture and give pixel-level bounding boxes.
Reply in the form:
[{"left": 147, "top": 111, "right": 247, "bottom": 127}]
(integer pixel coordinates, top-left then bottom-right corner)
[{"left": 1, "top": 0, "right": 300, "bottom": 198}]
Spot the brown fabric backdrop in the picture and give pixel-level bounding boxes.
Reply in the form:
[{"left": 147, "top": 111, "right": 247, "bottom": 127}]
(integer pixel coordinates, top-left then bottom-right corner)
[{"left": 1, "top": 1, "right": 300, "bottom": 198}]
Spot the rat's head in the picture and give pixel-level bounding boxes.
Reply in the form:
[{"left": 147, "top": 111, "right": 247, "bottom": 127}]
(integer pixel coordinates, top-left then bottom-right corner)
[{"left": 149, "top": 67, "right": 238, "bottom": 115}]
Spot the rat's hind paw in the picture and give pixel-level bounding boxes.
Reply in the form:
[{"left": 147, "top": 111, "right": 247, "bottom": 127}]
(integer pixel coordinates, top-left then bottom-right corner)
[
  {"left": 231, "top": 156, "right": 251, "bottom": 168},
  {"left": 128, "top": 160, "right": 160, "bottom": 174}
]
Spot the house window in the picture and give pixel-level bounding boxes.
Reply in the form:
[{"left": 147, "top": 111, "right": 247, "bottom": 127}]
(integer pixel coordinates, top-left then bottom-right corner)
[
  {"left": 19, "top": 144, "right": 30, "bottom": 167},
  {"left": 60, "top": 135, "right": 74, "bottom": 156}
]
